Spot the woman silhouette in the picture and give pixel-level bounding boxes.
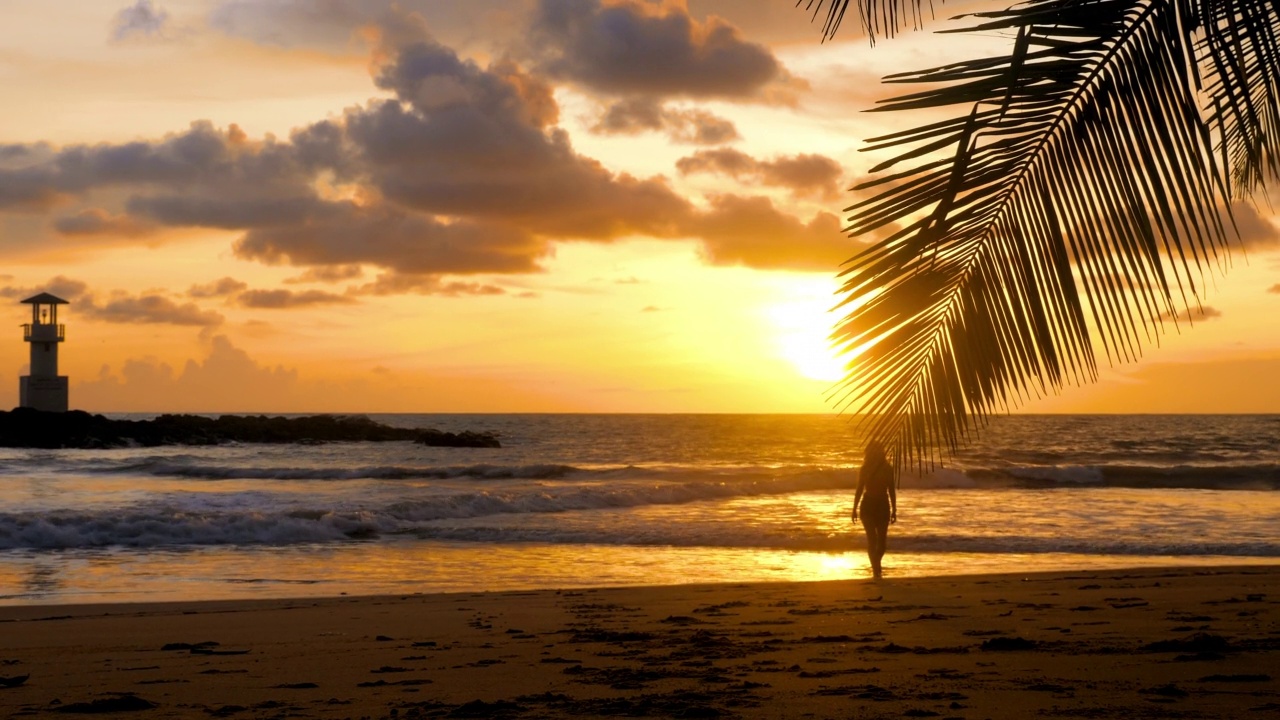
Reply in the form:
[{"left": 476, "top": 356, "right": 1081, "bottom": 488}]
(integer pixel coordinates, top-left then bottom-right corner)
[{"left": 853, "top": 440, "right": 897, "bottom": 578}]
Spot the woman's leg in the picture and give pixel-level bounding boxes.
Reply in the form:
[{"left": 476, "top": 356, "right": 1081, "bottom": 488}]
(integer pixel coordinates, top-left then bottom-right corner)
[
  {"left": 867, "top": 521, "right": 886, "bottom": 577},
  {"left": 873, "top": 523, "right": 889, "bottom": 575},
  {"left": 863, "top": 525, "right": 880, "bottom": 577}
]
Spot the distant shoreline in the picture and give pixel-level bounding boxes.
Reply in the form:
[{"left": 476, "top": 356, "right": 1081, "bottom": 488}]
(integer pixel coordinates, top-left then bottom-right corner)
[{"left": 0, "top": 407, "right": 500, "bottom": 448}]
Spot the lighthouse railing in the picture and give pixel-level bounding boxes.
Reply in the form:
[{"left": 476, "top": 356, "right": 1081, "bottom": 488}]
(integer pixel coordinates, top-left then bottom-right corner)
[{"left": 22, "top": 323, "right": 65, "bottom": 341}]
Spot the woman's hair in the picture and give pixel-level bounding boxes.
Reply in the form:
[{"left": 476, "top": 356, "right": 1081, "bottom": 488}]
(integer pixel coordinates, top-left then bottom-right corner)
[{"left": 862, "top": 439, "right": 889, "bottom": 482}]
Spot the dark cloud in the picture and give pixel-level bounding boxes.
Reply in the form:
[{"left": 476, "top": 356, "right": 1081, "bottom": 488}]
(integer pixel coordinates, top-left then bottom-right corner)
[
  {"left": 235, "top": 289, "right": 357, "bottom": 309},
  {"left": 207, "top": 0, "right": 522, "bottom": 54},
  {"left": 350, "top": 273, "right": 507, "bottom": 297},
  {"left": 529, "top": 0, "right": 801, "bottom": 103},
  {"left": 690, "top": 195, "right": 860, "bottom": 271},
  {"left": 1156, "top": 306, "right": 1223, "bottom": 324},
  {"left": 111, "top": 1, "right": 171, "bottom": 42},
  {"left": 0, "top": 276, "right": 91, "bottom": 302},
  {"left": 0, "top": 14, "right": 846, "bottom": 282},
  {"left": 1232, "top": 200, "right": 1280, "bottom": 249},
  {"left": 188, "top": 277, "right": 249, "bottom": 299},
  {"left": 86, "top": 293, "right": 224, "bottom": 327},
  {"left": 284, "top": 265, "right": 365, "bottom": 284},
  {"left": 677, "top": 148, "right": 843, "bottom": 199},
  {"left": 594, "top": 98, "right": 739, "bottom": 145},
  {"left": 232, "top": 202, "right": 549, "bottom": 275},
  {"left": 1, "top": 276, "right": 221, "bottom": 327},
  {"left": 0, "top": 121, "right": 313, "bottom": 214},
  {"left": 54, "top": 208, "right": 158, "bottom": 238}
]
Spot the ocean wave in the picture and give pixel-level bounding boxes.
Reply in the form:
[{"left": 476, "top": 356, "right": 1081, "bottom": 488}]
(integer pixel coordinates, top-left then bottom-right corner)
[
  {"left": 945, "top": 463, "right": 1280, "bottom": 490},
  {"left": 108, "top": 461, "right": 587, "bottom": 481},
  {"left": 0, "top": 472, "right": 852, "bottom": 550},
  {"left": 56, "top": 454, "right": 1280, "bottom": 490},
  {"left": 4, "top": 504, "right": 1277, "bottom": 556}
]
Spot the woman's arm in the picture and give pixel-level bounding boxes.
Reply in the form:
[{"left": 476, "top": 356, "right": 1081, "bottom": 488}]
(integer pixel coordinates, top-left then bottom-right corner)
[
  {"left": 852, "top": 473, "right": 865, "bottom": 523},
  {"left": 889, "top": 479, "right": 897, "bottom": 524}
]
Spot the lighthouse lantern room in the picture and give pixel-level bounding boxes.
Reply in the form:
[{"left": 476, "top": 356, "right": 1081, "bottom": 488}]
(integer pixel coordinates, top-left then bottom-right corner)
[{"left": 19, "top": 292, "right": 69, "bottom": 412}]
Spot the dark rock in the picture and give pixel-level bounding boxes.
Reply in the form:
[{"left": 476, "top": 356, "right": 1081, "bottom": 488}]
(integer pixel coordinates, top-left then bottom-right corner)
[
  {"left": 54, "top": 694, "right": 157, "bottom": 713},
  {"left": 448, "top": 700, "right": 524, "bottom": 718},
  {"left": 980, "top": 636, "right": 1038, "bottom": 651},
  {"left": 0, "top": 408, "right": 499, "bottom": 449},
  {"left": 1143, "top": 633, "right": 1232, "bottom": 653},
  {"left": 0, "top": 674, "right": 28, "bottom": 688}
]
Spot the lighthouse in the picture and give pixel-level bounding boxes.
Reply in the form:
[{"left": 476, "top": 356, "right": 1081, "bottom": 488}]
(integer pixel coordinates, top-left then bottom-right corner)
[{"left": 19, "top": 292, "right": 69, "bottom": 412}]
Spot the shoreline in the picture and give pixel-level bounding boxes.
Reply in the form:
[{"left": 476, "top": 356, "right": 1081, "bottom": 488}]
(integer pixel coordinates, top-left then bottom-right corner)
[{"left": 3, "top": 565, "right": 1277, "bottom": 718}]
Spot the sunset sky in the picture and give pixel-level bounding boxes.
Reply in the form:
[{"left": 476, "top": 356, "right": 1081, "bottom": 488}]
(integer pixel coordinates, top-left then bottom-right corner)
[{"left": 2, "top": 0, "right": 1280, "bottom": 413}]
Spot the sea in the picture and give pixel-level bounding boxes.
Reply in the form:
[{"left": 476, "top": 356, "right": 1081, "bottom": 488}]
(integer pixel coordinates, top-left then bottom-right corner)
[{"left": 1, "top": 414, "right": 1277, "bottom": 605}]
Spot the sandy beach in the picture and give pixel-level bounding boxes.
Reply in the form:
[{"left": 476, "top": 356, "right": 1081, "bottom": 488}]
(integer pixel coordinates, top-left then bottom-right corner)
[{"left": 1, "top": 566, "right": 1277, "bottom": 719}]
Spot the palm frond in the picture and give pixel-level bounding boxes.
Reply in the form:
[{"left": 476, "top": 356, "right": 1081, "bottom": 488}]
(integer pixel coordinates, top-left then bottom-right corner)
[
  {"left": 798, "top": 0, "right": 937, "bottom": 42},
  {"left": 1200, "top": 0, "right": 1280, "bottom": 194},
  {"left": 832, "top": 0, "right": 1238, "bottom": 472}
]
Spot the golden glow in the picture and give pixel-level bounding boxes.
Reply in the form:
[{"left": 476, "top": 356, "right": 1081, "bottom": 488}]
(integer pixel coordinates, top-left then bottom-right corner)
[{"left": 766, "top": 293, "right": 845, "bottom": 383}]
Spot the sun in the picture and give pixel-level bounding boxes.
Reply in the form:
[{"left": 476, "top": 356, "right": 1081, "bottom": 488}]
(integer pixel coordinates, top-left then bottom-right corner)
[{"left": 765, "top": 297, "right": 847, "bottom": 383}]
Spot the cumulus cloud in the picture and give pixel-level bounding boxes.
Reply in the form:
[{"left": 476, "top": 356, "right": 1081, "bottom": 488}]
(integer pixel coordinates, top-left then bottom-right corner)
[
  {"left": 1156, "top": 306, "right": 1222, "bottom": 324},
  {"left": 235, "top": 288, "right": 357, "bottom": 309},
  {"left": 594, "top": 98, "right": 739, "bottom": 145},
  {"left": 690, "top": 195, "right": 861, "bottom": 271},
  {"left": 0, "top": 11, "right": 849, "bottom": 281},
  {"left": 110, "top": 1, "right": 172, "bottom": 42},
  {"left": 350, "top": 273, "right": 507, "bottom": 297},
  {"left": 187, "top": 277, "right": 249, "bottom": 298},
  {"left": 529, "top": 0, "right": 802, "bottom": 103},
  {"left": 677, "top": 148, "right": 843, "bottom": 199},
  {"left": 0, "top": 276, "right": 221, "bottom": 327},
  {"left": 87, "top": 293, "right": 224, "bottom": 327},
  {"left": 232, "top": 203, "right": 549, "bottom": 275},
  {"left": 284, "top": 265, "right": 365, "bottom": 284},
  {"left": 1232, "top": 200, "right": 1280, "bottom": 249},
  {"left": 76, "top": 335, "right": 299, "bottom": 412}
]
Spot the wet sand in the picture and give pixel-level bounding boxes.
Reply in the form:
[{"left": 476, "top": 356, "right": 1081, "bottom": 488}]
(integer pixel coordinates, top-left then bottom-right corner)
[{"left": 1, "top": 566, "right": 1277, "bottom": 718}]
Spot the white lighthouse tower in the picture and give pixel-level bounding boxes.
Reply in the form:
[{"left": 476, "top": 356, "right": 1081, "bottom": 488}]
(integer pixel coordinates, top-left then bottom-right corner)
[{"left": 19, "top": 292, "right": 69, "bottom": 412}]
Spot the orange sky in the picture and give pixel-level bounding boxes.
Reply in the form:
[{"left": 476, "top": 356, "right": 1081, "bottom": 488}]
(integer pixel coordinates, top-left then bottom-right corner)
[{"left": 1, "top": 0, "right": 1279, "bottom": 413}]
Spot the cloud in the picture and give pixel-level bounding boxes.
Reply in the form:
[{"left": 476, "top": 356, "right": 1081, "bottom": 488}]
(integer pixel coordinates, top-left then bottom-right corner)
[
  {"left": 0, "top": 13, "right": 847, "bottom": 283},
  {"left": 1232, "top": 200, "right": 1280, "bottom": 249},
  {"left": 187, "top": 277, "right": 249, "bottom": 298},
  {"left": 677, "top": 148, "right": 843, "bottom": 199},
  {"left": 529, "top": 0, "right": 802, "bottom": 103},
  {"left": 594, "top": 98, "right": 739, "bottom": 145},
  {"left": 0, "top": 276, "right": 91, "bottom": 303},
  {"left": 690, "top": 195, "right": 862, "bottom": 271},
  {"left": 284, "top": 265, "right": 365, "bottom": 284},
  {"left": 85, "top": 293, "right": 225, "bottom": 327},
  {"left": 54, "top": 208, "right": 158, "bottom": 238},
  {"left": 350, "top": 273, "right": 507, "bottom": 297},
  {"left": 235, "top": 288, "right": 357, "bottom": 309},
  {"left": 110, "top": 1, "right": 172, "bottom": 42},
  {"left": 0, "top": 276, "right": 221, "bottom": 327},
  {"left": 75, "top": 335, "right": 299, "bottom": 412},
  {"left": 1156, "top": 306, "right": 1222, "bottom": 324},
  {"left": 232, "top": 203, "right": 550, "bottom": 275}
]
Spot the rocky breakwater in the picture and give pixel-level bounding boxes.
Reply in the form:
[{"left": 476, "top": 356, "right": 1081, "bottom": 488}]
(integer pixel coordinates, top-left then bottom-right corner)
[{"left": 0, "top": 408, "right": 501, "bottom": 449}]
